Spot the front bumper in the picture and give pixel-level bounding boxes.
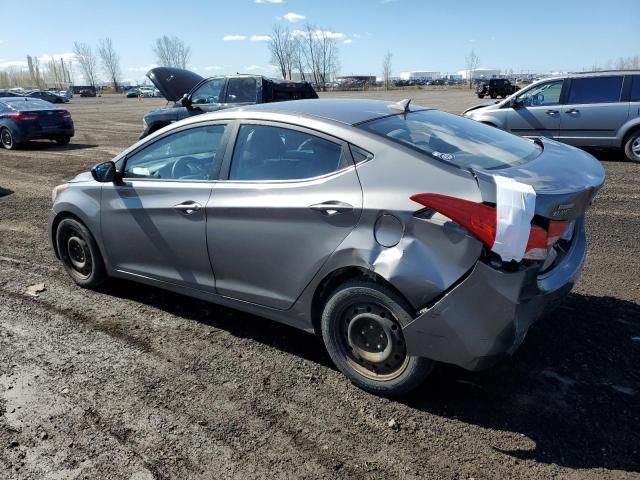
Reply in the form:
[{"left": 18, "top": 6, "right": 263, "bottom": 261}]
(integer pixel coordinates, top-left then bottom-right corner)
[{"left": 403, "top": 217, "right": 587, "bottom": 371}]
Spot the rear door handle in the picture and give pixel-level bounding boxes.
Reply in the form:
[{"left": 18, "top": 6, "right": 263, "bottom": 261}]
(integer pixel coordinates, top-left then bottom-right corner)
[
  {"left": 309, "top": 201, "right": 353, "bottom": 215},
  {"left": 173, "top": 201, "right": 202, "bottom": 215},
  {"left": 546, "top": 110, "right": 559, "bottom": 115},
  {"left": 566, "top": 109, "right": 580, "bottom": 114}
]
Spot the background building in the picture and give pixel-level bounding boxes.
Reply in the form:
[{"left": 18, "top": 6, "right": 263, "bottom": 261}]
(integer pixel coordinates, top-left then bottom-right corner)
[
  {"left": 457, "top": 68, "right": 501, "bottom": 80},
  {"left": 399, "top": 70, "right": 441, "bottom": 81}
]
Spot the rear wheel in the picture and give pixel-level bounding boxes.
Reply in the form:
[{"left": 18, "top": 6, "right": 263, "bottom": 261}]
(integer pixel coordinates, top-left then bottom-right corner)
[
  {"left": 321, "top": 280, "right": 433, "bottom": 396},
  {"left": 624, "top": 130, "right": 640, "bottom": 163},
  {"left": 56, "top": 136, "right": 71, "bottom": 146},
  {"left": 56, "top": 218, "right": 107, "bottom": 288},
  {"left": 490, "top": 92, "right": 498, "bottom": 99},
  {"left": 1, "top": 128, "right": 16, "bottom": 150}
]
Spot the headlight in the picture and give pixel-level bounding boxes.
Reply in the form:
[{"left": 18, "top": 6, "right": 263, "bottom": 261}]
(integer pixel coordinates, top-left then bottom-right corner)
[{"left": 52, "top": 183, "right": 69, "bottom": 202}]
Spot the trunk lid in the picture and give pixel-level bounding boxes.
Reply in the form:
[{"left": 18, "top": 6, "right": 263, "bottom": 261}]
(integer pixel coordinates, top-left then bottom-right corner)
[
  {"left": 473, "top": 138, "right": 605, "bottom": 220},
  {"left": 146, "top": 67, "right": 203, "bottom": 102}
]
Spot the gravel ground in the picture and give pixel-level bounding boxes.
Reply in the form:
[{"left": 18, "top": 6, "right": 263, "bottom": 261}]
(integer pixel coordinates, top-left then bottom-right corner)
[{"left": 0, "top": 91, "right": 639, "bottom": 480}]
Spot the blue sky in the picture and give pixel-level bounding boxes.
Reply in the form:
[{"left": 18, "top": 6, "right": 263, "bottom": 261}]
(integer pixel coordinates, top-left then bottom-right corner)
[{"left": 0, "top": 0, "right": 638, "bottom": 83}]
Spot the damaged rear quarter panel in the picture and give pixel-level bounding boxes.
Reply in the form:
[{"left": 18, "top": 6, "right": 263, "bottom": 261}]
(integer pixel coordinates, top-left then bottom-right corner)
[{"left": 324, "top": 139, "right": 484, "bottom": 311}]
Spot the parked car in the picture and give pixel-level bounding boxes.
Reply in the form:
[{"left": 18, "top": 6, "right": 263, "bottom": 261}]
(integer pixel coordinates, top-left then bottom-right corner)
[
  {"left": 59, "top": 90, "right": 73, "bottom": 100},
  {"left": 25, "top": 90, "right": 66, "bottom": 104},
  {"left": 0, "top": 97, "right": 74, "bottom": 149},
  {"left": 464, "top": 71, "right": 640, "bottom": 162},
  {"left": 475, "top": 78, "right": 519, "bottom": 99},
  {"left": 138, "top": 87, "right": 154, "bottom": 98},
  {"left": 140, "top": 67, "right": 318, "bottom": 138},
  {"left": 79, "top": 89, "right": 96, "bottom": 98},
  {"left": 49, "top": 98, "right": 604, "bottom": 395},
  {"left": 0, "top": 90, "right": 23, "bottom": 98},
  {"left": 126, "top": 89, "right": 140, "bottom": 98}
]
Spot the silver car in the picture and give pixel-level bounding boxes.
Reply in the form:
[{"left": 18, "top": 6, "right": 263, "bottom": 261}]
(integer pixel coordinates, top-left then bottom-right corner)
[
  {"left": 49, "top": 99, "right": 605, "bottom": 395},
  {"left": 464, "top": 71, "right": 640, "bottom": 163}
]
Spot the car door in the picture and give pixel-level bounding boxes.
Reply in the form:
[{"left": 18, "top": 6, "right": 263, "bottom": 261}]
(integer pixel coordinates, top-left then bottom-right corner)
[
  {"left": 185, "top": 78, "right": 227, "bottom": 118},
  {"left": 558, "top": 75, "right": 628, "bottom": 147},
  {"left": 507, "top": 79, "right": 565, "bottom": 138},
  {"left": 629, "top": 75, "right": 640, "bottom": 126},
  {"left": 101, "top": 122, "right": 229, "bottom": 292},
  {"left": 207, "top": 122, "right": 363, "bottom": 310}
]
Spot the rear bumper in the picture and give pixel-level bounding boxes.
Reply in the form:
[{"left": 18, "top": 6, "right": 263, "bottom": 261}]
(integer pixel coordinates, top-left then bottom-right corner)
[
  {"left": 403, "top": 217, "right": 586, "bottom": 371},
  {"left": 14, "top": 125, "right": 74, "bottom": 143}
]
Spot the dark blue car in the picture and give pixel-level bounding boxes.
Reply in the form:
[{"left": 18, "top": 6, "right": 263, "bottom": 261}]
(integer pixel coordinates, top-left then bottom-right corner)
[{"left": 0, "top": 97, "right": 74, "bottom": 150}]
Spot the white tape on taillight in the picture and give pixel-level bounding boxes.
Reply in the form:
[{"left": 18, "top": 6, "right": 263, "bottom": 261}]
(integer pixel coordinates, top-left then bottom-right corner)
[{"left": 492, "top": 175, "right": 536, "bottom": 262}]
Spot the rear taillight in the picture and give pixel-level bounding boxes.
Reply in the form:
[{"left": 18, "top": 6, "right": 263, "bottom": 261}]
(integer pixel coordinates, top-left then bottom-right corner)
[
  {"left": 60, "top": 110, "right": 72, "bottom": 118},
  {"left": 410, "top": 193, "right": 567, "bottom": 262},
  {"left": 8, "top": 112, "right": 38, "bottom": 121}
]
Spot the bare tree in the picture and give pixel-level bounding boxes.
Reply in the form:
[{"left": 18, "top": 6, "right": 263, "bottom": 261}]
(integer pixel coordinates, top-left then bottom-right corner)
[
  {"left": 269, "top": 24, "right": 294, "bottom": 79},
  {"left": 299, "top": 24, "right": 340, "bottom": 91},
  {"left": 153, "top": 35, "right": 191, "bottom": 69},
  {"left": 291, "top": 37, "right": 307, "bottom": 81},
  {"left": 465, "top": 49, "right": 480, "bottom": 89},
  {"left": 382, "top": 51, "right": 393, "bottom": 90},
  {"left": 73, "top": 41, "right": 98, "bottom": 87},
  {"left": 97, "top": 37, "right": 121, "bottom": 91}
]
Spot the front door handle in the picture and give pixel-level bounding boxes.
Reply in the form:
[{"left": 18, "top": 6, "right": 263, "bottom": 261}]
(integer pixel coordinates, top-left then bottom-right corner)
[
  {"left": 309, "top": 201, "right": 353, "bottom": 215},
  {"left": 173, "top": 202, "right": 202, "bottom": 215},
  {"left": 546, "top": 109, "right": 559, "bottom": 115},
  {"left": 565, "top": 109, "right": 580, "bottom": 115}
]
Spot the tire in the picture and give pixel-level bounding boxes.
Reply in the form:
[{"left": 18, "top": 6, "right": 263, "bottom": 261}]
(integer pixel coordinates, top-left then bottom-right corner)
[
  {"left": 624, "top": 129, "right": 640, "bottom": 163},
  {"left": 56, "top": 217, "right": 107, "bottom": 288},
  {"left": 478, "top": 94, "right": 485, "bottom": 99},
  {"left": 1, "top": 127, "right": 16, "bottom": 150},
  {"left": 56, "top": 136, "right": 71, "bottom": 146},
  {"left": 321, "top": 280, "right": 433, "bottom": 396},
  {"left": 490, "top": 92, "right": 498, "bottom": 99}
]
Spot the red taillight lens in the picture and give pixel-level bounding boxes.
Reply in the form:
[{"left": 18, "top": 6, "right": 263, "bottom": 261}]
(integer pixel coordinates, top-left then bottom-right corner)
[
  {"left": 410, "top": 193, "right": 497, "bottom": 247},
  {"left": 60, "top": 110, "right": 72, "bottom": 118},
  {"left": 8, "top": 112, "right": 38, "bottom": 121},
  {"left": 410, "top": 193, "right": 563, "bottom": 262}
]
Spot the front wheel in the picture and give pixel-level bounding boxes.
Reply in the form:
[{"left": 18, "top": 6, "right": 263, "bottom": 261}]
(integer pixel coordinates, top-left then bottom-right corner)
[
  {"left": 56, "top": 217, "right": 107, "bottom": 288},
  {"left": 321, "top": 280, "right": 433, "bottom": 396},
  {"left": 624, "top": 130, "right": 640, "bottom": 163}
]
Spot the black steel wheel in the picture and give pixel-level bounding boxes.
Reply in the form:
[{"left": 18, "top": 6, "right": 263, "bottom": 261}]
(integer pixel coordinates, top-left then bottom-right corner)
[
  {"left": 56, "top": 217, "right": 106, "bottom": 288},
  {"left": 321, "top": 280, "right": 433, "bottom": 396}
]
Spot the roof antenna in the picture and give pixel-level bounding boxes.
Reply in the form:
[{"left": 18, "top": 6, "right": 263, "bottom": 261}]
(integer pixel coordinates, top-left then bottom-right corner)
[{"left": 388, "top": 98, "right": 411, "bottom": 113}]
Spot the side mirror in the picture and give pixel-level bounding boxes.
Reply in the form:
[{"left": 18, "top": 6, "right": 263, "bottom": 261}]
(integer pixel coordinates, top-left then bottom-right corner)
[
  {"left": 91, "top": 161, "right": 117, "bottom": 183},
  {"left": 180, "top": 93, "right": 191, "bottom": 108},
  {"left": 510, "top": 98, "right": 522, "bottom": 109}
]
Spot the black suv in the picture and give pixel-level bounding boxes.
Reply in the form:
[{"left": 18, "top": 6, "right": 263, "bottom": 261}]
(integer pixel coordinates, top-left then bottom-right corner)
[
  {"left": 141, "top": 67, "right": 318, "bottom": 138},
  {"left": 476, "top": 78, "right": 519, "bottom": 99}
]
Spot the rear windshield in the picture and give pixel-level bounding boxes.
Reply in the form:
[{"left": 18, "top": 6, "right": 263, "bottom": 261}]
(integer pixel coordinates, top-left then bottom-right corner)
[
  {"left": 359, "top": 110, "right": 542, "bottom": 170},
  {"left": 3, "top": 99, "right": 52, "bottom": 110}
]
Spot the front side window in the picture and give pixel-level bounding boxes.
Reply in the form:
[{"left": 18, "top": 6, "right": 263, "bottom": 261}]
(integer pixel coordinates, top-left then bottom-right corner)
[
  {"left": 229, "top": 124, "right": 349, "bottom": 181},
  {"left": 630, "top": 75, "right": 640, "bottom": 102},
  {"left": 360, "top": 110, "right": 541, "bottom": 170},
  {"left": 568, "top": 76, "right": 623, "bottom": 104},
  {"left": 124, "top": 125, "right": 226, "bottom": 180},
  {"left": 225, "top": 78, "right": 257, "bottom": 103},
  {"left": 191, "top": 78, "right": 225, "bottom": 105},
  {"left": 515, "top": 80, "right": 563, "bottom": 107}
]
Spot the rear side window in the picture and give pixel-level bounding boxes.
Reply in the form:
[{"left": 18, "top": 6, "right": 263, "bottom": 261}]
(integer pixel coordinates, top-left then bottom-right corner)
[
  {"left": 226, "top": 78, "right": 257, "bottom": 103},
  {"left": 568, "top": 76, "right": 623, "bottom": 104},
  {"left": 229, "top": 124, "right": 350, "bottom": 181},
  {"left": 359, "top": 110, "right": 541, "bottom": 170},
  {"left": 631, "top": 76, "right": 640, "bottom": 102}
]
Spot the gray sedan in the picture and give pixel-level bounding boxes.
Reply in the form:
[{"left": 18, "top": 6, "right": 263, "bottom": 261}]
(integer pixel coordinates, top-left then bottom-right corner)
[{"left": 49, "top": 99, "right": 605, "bottom": 396}]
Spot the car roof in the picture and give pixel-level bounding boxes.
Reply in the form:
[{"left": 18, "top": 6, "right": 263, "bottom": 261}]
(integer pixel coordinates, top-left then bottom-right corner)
[{"left": 220, "top": 98, "right": 429, "bottom": 126}]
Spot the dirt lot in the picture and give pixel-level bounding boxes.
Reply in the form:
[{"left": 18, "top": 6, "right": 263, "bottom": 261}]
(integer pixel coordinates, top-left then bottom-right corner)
[{"left": 0, "top": 91, "right": 639, "bottom": 480}]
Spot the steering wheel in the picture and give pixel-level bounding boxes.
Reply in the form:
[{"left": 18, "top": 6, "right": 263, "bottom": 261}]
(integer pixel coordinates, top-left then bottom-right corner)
[{"left": 171, "top": 156, "right": 200, "bottom": 179}]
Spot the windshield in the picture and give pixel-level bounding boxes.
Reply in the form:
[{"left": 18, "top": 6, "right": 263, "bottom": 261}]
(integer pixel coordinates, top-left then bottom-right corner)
[{"left": 359, "top": 110, "right": 541, "bottom": 170}]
